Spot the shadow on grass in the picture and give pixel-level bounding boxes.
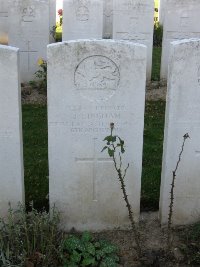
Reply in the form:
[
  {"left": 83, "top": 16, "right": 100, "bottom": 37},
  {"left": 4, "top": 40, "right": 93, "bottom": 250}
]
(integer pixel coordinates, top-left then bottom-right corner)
[
  {"left": 22, "top": 105, "right": 49, "bottom": 211},
  {"left": 141, "top": 101, "right": 165, "bottom": 211},
  {"left": 151, "top": 47, "right": 162, "bottom": 81}
]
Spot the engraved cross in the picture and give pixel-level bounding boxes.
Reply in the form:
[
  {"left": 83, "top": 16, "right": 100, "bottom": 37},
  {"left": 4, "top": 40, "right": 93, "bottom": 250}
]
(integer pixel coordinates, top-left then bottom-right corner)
[
  {"left": 20, "top": 41, "right": 37, "bottom": 71},
  {"left": 75, "top": 137, "right": 112, "bottom": 201}
]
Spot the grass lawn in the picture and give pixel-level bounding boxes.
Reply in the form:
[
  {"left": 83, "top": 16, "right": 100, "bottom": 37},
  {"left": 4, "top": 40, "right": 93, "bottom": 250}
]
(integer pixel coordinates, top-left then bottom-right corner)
[
  {"left": 151, "top": 47, "right": 162, "bottom": 81},
  {"left": 22, "top": 105, "right": 49, "bottom": 210},
  {"left": 141, "top": 101, "right": 165, "bottom": 210},
  {"left": 22, "top": 101, "right": 166, "bottom": 211},
  {"left": 56, "top": 23, "right": 62, "bottom": 42}
]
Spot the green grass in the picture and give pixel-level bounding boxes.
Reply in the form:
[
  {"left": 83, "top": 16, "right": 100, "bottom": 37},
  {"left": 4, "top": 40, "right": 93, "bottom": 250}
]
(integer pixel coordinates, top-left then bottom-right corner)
[
  {"left": 56, "top": 23, "right": 62, "bottom": 42},
  {"left": 22, "top": 105, "right": 49, "bottom": 210},
  {"left": 141, "top": 101, "right": 165, "bottom": 211},
  {"left": 151, "top": 47, "right": 162, "bottom": 81},
  {"left": 22, "top": 101, "right": 166, "bottom": 211},
  {"left": 56, "top": 32, "right": 62, "bottom": 42}
]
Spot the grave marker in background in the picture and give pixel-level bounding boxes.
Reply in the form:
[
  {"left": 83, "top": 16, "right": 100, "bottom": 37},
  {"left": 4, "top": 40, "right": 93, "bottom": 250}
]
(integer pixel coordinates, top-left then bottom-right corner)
[
  {"left": 0, "top": 45, "right": 24, "bottom": 217},
  {"left": 50, "top": 0, "right": 56, "bottom": 43},
  {"left": 62, "top": 0, "right": 103, "bottom": 40},
  {"left": 0, "top": 0, "right": 8, "bottom": 44},
  {"left": 113, "top": 0, "right": 154, "bottom": 80},
  {"left": 160, "top": 39, "right": 200, "bottom": 225},
  {"left": 8, "top": 0, "right": 50, "bottom": 82},
  {"left": 48, "top": 40, "right": 146, "bottom": 231},
  {"left": 103, "top": 0, "right": 113, "bottom": 39},
  {"left": 160, "top": 0, "right": 200, "bottom": 80},
  {"left": 159, "top": 0, "right": 166, "bottom": 24}
]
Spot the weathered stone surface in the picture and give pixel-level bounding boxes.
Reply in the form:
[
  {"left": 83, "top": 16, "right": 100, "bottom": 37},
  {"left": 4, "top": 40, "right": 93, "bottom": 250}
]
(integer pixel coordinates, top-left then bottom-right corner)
[
  {"left": 113, "top": 0, "right": 154, "bottom": 80},
  {"left": 160, "top": 0, "right": 200, "bottom": 80},
  {"left": 159, "top": 0, "right": 166, "bottom": 25},
  {"left": 62, "top": 0, "right": 103, "bottom": 40},
  {"left": 8, "top": 0, "right": 50, "bottom": 82},
  {"left": 48, "top": 40, "right": 146, "bottom": 231},
  {"left": 0, "top": 45, "right": 24, "bottom": 217},
  {"left": 0, "top": 0, "right": 8, "bottom": 45},
  {"left": 160, "top": 39, "right": 200, "bottom": 225},
  {"left": 103, "top": 0, "right": 113, "bottom": 39}
]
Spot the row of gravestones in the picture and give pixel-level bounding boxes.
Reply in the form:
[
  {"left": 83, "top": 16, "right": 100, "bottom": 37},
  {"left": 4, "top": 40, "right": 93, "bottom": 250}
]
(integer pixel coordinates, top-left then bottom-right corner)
[
  {"left": 63, "top": 0, "right": 200, "bottom": 80},
  {"left": 160, "top": 0, "right": 200, "bottom": 79},
  {"left": 63, "top": 0, "right": 200, "bottom": 81},
  {"left": 0, "top": 0, "right": 154, "bottom": 81},
  {"left": 1, "top": 0, "right": 200, "bottom": 82},
  {"left": 0, "top": 38, "right": 200, "bottom": 230},
  {"left": 0, "top": 0, "right": 56, "bottom": 82},
  {"left": 62, "top": 0, "right": 154, "bottom": 80}
]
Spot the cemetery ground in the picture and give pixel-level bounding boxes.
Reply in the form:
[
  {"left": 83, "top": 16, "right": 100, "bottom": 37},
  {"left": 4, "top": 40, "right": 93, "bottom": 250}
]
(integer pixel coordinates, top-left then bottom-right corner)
[
  {"left": 2, "top": 45, "right": 199, "bottom": 266},
  {"left": 18, "top": 48, "right": 199, "bottom": 266},
  {"left": 2, "top": 1, "right": 200, "bottom": 265}
]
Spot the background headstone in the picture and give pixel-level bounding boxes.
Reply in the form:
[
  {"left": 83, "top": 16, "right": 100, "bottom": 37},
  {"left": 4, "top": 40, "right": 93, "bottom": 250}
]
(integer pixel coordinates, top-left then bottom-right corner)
[
  {"left": 113, "top": 0, "right": 154, "bottom": 80},
  {"left": 103, "top": 0, "right": 113, "bottom": 39},
  {"left": 8, "top": 0, "right": 50, "bottom": 82},
  {"left": 0, "top": 45, "right": 24, "bottom": 218},
  {"left": 0, "top": 0, "right": 8, "bottom": 45},
  {"left": 48, "top": 40, "right": 146, "bottom": 231},
  {"left": 160, "top": 0, "right": 200, "bottom": 80},
  {"left": 62, "top": 0, "right": 103, "bottom": 40},
  {"left": 160, "top": 39, "right": 200, "bottom": 225},
  {"left": 49, "top": 0, "right": 56, "bottom": 43},
  {"left": 159, "top": 0, "right": 166, "bottom": 25}
]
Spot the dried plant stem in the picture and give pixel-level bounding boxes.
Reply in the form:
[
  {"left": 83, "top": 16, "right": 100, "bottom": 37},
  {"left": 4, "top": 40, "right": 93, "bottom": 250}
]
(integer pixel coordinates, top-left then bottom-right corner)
[
  {"left": 111, "top": 129, "right": 142, "bottom": 258},
  {"left": 168, "top": 133, "right": 190, "bottom": 250}
]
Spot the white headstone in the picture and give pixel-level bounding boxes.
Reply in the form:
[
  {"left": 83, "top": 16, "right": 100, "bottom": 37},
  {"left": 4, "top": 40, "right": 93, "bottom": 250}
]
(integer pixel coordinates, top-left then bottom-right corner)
[
  {"left": 159, "top": 0, "right": 166, "bottom": 25},
  {"left": 8, "top": 0, "right": 50, "bottom": 82},
  {"left": 48, "top": 40, "right": 146, "bottom": 231},
  {"left": 62, "top": 0, "right": 103, "bottom": 40},
  {"left": 103, "top": 0, "right": 113, "bottom": 39},
  {"left": 0, "top": 45, "right": 24, "bottom": 217},
  {"left": 160, "top": 39, "right": 200, "bottom": 225},
  {"left": 113, "top": 0, "right": 154, "bottom": 80},
  {"left": 160, "top": 0, "right": 200, "bottom": 80},
  {"left": 0, "top": 0, "right": 8, "bottom": 45}
]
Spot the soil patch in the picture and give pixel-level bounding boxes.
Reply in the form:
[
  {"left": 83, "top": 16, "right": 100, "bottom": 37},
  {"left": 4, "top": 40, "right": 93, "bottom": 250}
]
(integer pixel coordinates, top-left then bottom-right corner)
[
  {"left": 21, "top": 82, "right": 196, "bottom": 267},
  {"left": 92, "top": 212, "right": 188, "bottom": 267}
]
